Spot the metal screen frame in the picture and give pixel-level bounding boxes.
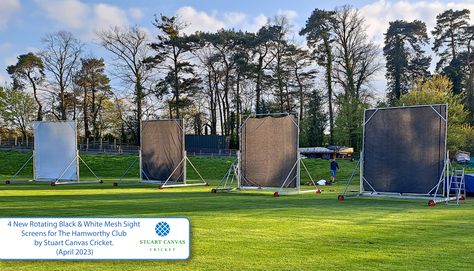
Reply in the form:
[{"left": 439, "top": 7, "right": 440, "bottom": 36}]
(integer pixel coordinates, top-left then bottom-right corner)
[
  {"left": 340, "top": 104, "right": 461, "bottom": 205},
  {"left": 139, "top": 119, "right": 186, "bottom": 183},
  {"left": 114, "top": 119, "right": 207, "bottom": 188},
  {"left": 213, "top": 112, "right": 320, "bottom": 196},
  {"left": 6, "top": 121, "right": 102, "bottom": 185},
  {"left": 34, "top": 121, "right": 79, "bottom": 182}
]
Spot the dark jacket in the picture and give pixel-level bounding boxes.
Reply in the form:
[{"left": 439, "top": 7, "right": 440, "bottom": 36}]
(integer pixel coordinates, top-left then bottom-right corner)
[{"left": 330, "top": 160, "right": 339, "bottom": 171}]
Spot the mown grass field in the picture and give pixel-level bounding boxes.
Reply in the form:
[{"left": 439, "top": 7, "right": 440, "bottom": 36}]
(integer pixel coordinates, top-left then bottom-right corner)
[{"left": 0, "top": 150, "right": 473, "bottom": 271}]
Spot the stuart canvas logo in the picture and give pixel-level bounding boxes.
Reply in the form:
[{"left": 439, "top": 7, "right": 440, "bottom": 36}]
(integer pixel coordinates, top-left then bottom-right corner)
[
  {"left": 155, "top": 221, "right": 170, "bottom": 237},
  {"left": 139, "top": 220, "right": 187, "bottom": 254}
]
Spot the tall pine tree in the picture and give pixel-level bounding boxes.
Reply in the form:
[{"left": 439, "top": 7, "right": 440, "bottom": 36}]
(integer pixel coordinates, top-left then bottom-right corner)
[
  {"left": 432, "top": 9, "right": 471, "bottom": 94},
  {"left": 384, "top": 20, "right": 431, "bottom": 104},
  {"left": 75, "top": 58, "right": 111, "bottom": 139},
  {"left": 147, "top": 15, "right": 201, "bottom": 119},
  {"left": 300, "top": 9, "right": 336, "bottom": 144}
]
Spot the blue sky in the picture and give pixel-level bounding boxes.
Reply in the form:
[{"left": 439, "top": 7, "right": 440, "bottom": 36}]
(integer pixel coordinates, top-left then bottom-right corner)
[{"left": 1, "top": 0, "right": 474, "bottom": 92}]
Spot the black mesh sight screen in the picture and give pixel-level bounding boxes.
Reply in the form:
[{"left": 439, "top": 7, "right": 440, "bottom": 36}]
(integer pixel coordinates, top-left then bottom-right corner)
[{"left": 362, "top": 105, "right": 447, "bottom": 194}]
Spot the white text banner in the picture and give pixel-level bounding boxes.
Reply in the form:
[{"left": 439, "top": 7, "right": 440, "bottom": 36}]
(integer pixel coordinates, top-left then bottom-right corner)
[{"left": 0, "top": 218, "right": 190, "bottom": 260}]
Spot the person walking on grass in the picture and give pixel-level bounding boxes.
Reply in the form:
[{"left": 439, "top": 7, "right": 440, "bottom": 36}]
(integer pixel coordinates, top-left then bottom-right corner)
[{"left": 330, "top": 158, "right": 339, "bottom": 183}]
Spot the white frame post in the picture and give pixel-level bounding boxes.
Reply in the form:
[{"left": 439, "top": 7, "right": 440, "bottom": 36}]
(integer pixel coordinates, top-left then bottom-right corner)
[
  {"left": 183, "top": 120, "right": 187, "bottom": 184},
  {"left": 360, "top": 110, "right": 366, "bottom": 194},
  {"left": 139, "top": 120, "right": 144, "bottom": 182},
  {"left": 32, "top": 150, "right": 36, "bottom": 181},
  {"left": 76, "top": 149, "right": 80, "bottom": 182},
  {"left": 296, "top": 113, "right": 301, "bottom": 192}
]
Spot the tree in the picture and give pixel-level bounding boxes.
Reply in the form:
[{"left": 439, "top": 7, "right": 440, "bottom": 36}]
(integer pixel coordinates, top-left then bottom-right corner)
[
  {"left": 192, "top": 29, "right": 255, "bottom": 141},
  {"left": 75, "top": 58, "right": 111, "bottom": 139},
  {"left": 333, "top": 6, "right": 381, "bottom": 98},
  {"left": 432, "top": 9, "right": 471, "bottom": 94},
  {"left": 400, "top": 75, "right": 474, "bottom": 152},
  {"left": 6, "top": 52, "right": 45, "bottom": 120},
  {"left": 232, "top": 35, "right": 254, "bottom": 121},
  {"left": 192, "top": 45, "right": 221, "bottom": 134},
  {"left": 300, "top": 8, "right": 336, "bottom": 144},
  {"left": 40, "top": 31, "right": 84, "bottom": 120},
  {"left": 463, "top": 25, "right": 474, "bottom": 124},
  {"left": 286, "top": 45, "right": 317, "bottom": 120},
  {"left": 106, "top": 96, "right": 134, "bottom": 143},
  {"left": 249, "top": 25, "right": 279, "bottom": 113},
  {"left": 269, "top": 15, "right": 293, "bottom": 113},
  {"left": 300, "top": 89, "right": 327, "bottom": 147},
  {"left": 147, "top": 15, "right": 201, "bottom": 119},
  {"left": 97, "top": 26, "right": 152, "bottom": 143},
  {"left": 333, "top": 94, "right": 368, "bottom": 150},
  {"left": 0, "top": 86, "right": 37, "bottom": 140},
  {"left": 384, "top": 20, "right": 431, "bottom": 104},
  {"left": 332, "top": 6, "right": 382, "bottom": 148},
  {"left": 195, "top": 29, "right": 246, "bottom": 135},
  {"left": 99, "top": 98, "right": 128, "bottom": 140}
]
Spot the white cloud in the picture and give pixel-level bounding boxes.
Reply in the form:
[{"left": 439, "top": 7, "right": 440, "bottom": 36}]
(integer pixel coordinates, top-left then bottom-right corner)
[
  {"left": 277, "top": 9, "right": 298, "bottom": 20},
  {"left": 0, "top": 73, "right": 7, "bottom": 84},
  {"left": 92, "top": 4, "right": 129, "bottom": 30},
  {"left": 236, "top": 14, "right": 268, "bottom": 33},
  {"left": 34, "top": 0, "right": 89, "bottom": 29},
  {"left": 0, "top": 42, "right": 13, "bottom": 52},
  {"left": 250, "top": 14, "right": 269, "bottom": 32},
  {"left": 129, "top": 7, "right": 144, "bottom": 21},
  {"left": 5, "top": 55, "right": 17, "bottom": 66},
  {"left": 176, "top": 6, "right": 226, "bottom": 34},
  {"left": 0, "top": 0, "right": 21, "bottom": 30},
  {"left": 138, "top": 26, "right": 153, "bottom": 40},
  {"left": 34, "top": 0, "right": 129, "bottom": 41},
  {"left": 360, "top": 0, "right": 474, "bottom": 46},
  {"left": 26, "top": 47, "right": 40, "bottom": 53},
  {"left": 176, "top": 6, "right": 269, "bottom": 34},
  {"left": 224, "top": 12, "right": 247, "bottom": 26}
]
